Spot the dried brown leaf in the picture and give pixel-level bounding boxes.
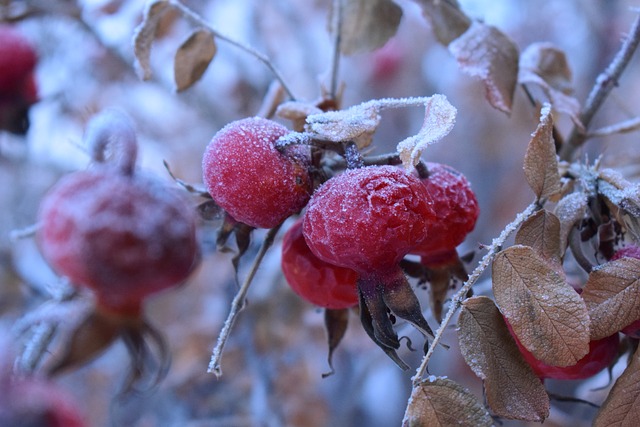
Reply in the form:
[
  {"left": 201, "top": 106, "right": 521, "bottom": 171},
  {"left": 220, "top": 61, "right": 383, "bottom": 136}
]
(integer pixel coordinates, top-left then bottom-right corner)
[
  {"left": 515, "top": 209, "right": 562, "bottom": 264},
  {"left": 412, "top": 0, "right": 471, "bottom": 45},
  {"left": 458, "top": 296, "right": 549, "bottom": 422},
  {"left": 174, "top": 29, "right": 216, "bottom": 92},
  {"left": 523, "top": 104, "right": 561, "bottom": 199},
  {"left": 339, "top": 0, "right": 402, "bottom": 55},
  {"left": 582, "top": 257, "right": 640, "bottom": 340},
  {"left": 594, "top": 345, "right": 640, "bottom": 426},
  {"left": 402, "top": 377, "right": 493, "bottom": 427},
  {"left": 597, "top": 171, "right": 640, "bottom": 242},
  {"left": 493, "top": 245, "right": 590, "bottom": 366},
  {"left": 133, "top": 0, "right": 170, "bottom": 80},
  {"left": 448, "top": 21, "right": 519, "bottom": 114},
  {"left": 322, "top": 308, "right": 349, "bottom": 378},
  {"left": 554, "top": 192, "right": 588, "bottom": 256}
]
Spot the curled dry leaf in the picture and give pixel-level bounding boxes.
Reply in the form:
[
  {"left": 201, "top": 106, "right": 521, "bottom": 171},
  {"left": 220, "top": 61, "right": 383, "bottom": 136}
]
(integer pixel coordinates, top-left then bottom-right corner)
[
  {"left": 597, "top": 170, "right": 640, "bottom": 242},
  {"left": 276, "top": 101, "right": 323, "bottom": 132},
  {"left": 515, "top": 209, "right": 562, "bottom": 264},
  {"left": 305, "top": 104, "right": 381, "bottom": 147},
  {"left": 518, "top": 42, "right": 583, "bottom": 128},
  {"left": 402, "top": 377, "right": 493, "bottom": 427},
  {"left": 458, "top": 296, "right": 549, "bottom": 422},
  {"left": 339, "top": 0, "right": 403, "bottom": 55},
  {"left": 322, "top": 308, "right": 349, "bottom": 378},
  {"left": 554, "top": 192, "right": 588, "bottom": 256},
  {"left": 412, "top": 0, "right": 471, "bottom": 46},
  {"left": 448, "top": 21, "right": 519, "bottom": 114},
  {"left": 492, "top": 245, "right": 590, "bottom": 366},
  {"left": 582, "top": 257, "right": 640, "bottom": 340},
  {"left": 133, "top": 0, "right": 171, "bottom": 80},
  {"left": 594, "top": 344, "right": 640, "bottom": 427},
  {"left": 523, "top": 104, "right": 561, "bottom": 199},
  {"left": 396, "top": 94, "right": 457, "bottom": 168},
  {"left": 174, "top": 29, "right": 217, "bottom": 92}
]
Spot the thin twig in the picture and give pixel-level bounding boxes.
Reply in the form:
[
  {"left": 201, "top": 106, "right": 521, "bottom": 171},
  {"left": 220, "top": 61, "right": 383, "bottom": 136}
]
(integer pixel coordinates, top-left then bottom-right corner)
[
  {"left": 588, "top": 116, "right": 640, "bottom": 137},
  {"left": 328, "top": 0, "right": 343, "bottom": 99},
  {"left": 559, "top": 12, "right": 640, "bottom": 161},
  {"left": 411, "top": 202, "right": 538, "bottom": 384},
  {"left": 208, "top": 225, "right": 281, "bottom": 377},
  {"left": 170, "top": 0, "right": 297, "bottom": 101}
]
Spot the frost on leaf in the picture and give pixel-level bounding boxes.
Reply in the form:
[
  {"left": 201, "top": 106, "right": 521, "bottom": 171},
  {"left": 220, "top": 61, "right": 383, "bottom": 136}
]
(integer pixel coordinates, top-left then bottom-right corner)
[
  {"left": 582, "top": 257, "right": 640, "bottom": 340},
  {"left": 458, "top": 296, "right": 549, "bottom": 422},
  {"left": 594, "top": 344, "right": 640, "bottom": 427},
  {"left": 396, "top": 94, "right": 457, "bottom": 168},
  {"left": 524, "top": 104, "right": 561, "bottom": 199},
  {"left": 554, "top": 192, "right": 588, "bottom": 255},
  {"left": 515, "top": 209, "right": 562, "bottom": 264},
  {"left": 402, "top": 377, "right": 493, "bottom": 427},
  {"left": 305, "top": 104, "right": 380, "bottom": 147},
  {"left": 339, "top": 0, "right": 402, "bottom": 55},
  {"left": 448, "top": 21, "right": 519, "bottom": 114},
  {"left": 276, "top": 101, "right": 323, "bottom": 132},
  {"left": 597, "top": 170, "right": 640, "bottom": 242},
  {"left": 133, "top": 0, "right": 170, "bottom": 80},
  {"left": 493, "top": 245, "right": 590, "bottom": 366},
  {"left": 412, "top": 0, "right": 471, "bottom": 45},
  {"left": 174, "top": 29, "right": 217, "bottom": 92},
  {"left": 519, "top": 42, "right": 582, "bottom": 129}
]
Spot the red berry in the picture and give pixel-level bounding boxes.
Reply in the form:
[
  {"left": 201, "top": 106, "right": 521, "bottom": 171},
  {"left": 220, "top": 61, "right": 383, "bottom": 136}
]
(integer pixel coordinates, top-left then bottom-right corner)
[
  {"left": 202, "top": 117, "right": 312, "bottom": 229},
  {"left": 303, "top": 165, "right": 436, "bottom": 272},
  {"left": 37, "top": 168, "right": 198, "bottom": 314},
  {"left": 0, "top": 376, "right": 86, "bottom": 427},
  {"left": 505, "top": 318, "right": 619, "bottom": 380},
  {"left": 411, "top": 163, "right": 479, "bottom": 257},
  {"left": 281, "top": 219, "right": 358, "bottom": 309},
  {"left": 0, "top": 25, "right": 37, "bottom": 95}
]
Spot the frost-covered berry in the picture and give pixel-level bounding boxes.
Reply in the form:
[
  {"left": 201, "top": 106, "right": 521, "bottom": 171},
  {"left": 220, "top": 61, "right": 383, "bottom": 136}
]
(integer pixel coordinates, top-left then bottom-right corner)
[
  {"left": 411, "top": 162, "right": 479, "bottom": 259},
  {"left": 303, "top": 165, "right": 437, "bottom": 368},
  {"left": 37, "top": 169, "right": 198, "bottom": 314},
  {"left": 282, "top": 219, "right": 358, "bottom": 309},
  {"left": 202, "top": 117, "right": 312, "bottom": 229}
]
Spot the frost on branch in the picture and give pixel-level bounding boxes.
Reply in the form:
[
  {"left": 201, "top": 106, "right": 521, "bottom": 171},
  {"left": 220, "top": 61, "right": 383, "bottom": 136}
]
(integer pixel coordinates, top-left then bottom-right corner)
[
  {"left": 457, "top": 296, "right": 549, "bottom": 422},
  {"left": 133, "top": 0, "right": 171, "bottom": 80},
  {"left": 402, "top": 377, "right": 493, "bottom": 427},
  {"left": 449, "top": 21, "right": 519, "bottom": 114},
  {"left": 339, "top": 0, "right": 402, "bottom": 55}
]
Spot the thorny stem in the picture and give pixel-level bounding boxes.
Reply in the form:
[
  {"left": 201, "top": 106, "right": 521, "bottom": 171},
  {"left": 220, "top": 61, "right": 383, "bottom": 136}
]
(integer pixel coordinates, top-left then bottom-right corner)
[
  {"left": 411, "top": 202, "right": 538, "bottom": 385},
  {"left": 170, "top": 0, "right": 297, "bottom": 101},
  {"left": 208, "top": 225, "right": 281, "bottom": 377},
  {"left": 328, "top": 0, "right": 343, "bottom": 99},
  {"left": 559, "top": 12, "right": 640, "bottom": 162}
]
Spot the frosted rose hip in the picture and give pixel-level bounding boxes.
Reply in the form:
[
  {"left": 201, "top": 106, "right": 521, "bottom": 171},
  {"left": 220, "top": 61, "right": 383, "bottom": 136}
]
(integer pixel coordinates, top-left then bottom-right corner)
[
  {"left": 37, "top": 168, "right": 198, "bottom": 313},
  {"left": 202, "top": 117, "right": 312, "bottom": 229},
  {"left": 303, "top": 165, "right": 435, "bottom": 272}
]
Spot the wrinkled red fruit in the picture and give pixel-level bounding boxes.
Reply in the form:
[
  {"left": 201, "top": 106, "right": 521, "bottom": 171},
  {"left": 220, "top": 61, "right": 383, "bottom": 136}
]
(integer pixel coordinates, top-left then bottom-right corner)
[
  {"left": 303, "top": 165, "right": 436, "bottom": 272},
  {"left": 411, "top": 162, "right": 479, "bottom": 258},
  {"left": 0, "top": 376, "right": 85, "bottom": 427},
  {"left": 303, "top": 165, "right": 437, "bottom": 369},
  {"left": 282, "top": 219, "right": 358, "bottom": 309},
  {"left": 202, "top": 117, "right": 312, "bottom": 229},
  {"left": 611, "top": 245, "right": 640, "bottom": 338},
  {"left": 37, "top": 168, "right": 198, "bottom": 314},
  {"left": 505, "top": 319, "right": 619, "bottom": 380}
]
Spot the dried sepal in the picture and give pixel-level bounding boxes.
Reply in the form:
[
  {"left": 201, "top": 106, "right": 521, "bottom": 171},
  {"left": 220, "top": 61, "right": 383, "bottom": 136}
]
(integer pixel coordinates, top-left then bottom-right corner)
[
  {"left": 518, "top": 42, "right": 582, "bottom": 128},
  {"left": 458, "top": 296, "right": 549, "bottom": 422},
  {"left": 554, "top": 192, "right": 588, "bottom": 255},
  {"left": 174, "top": 29, "right": 217, "bottom": 92},
  {"left": 322, "top": 308, "right": 349, "bottom": 378},
  {"left": 402, "top": 377, "right": 493, "bottom": 427},
  {"left": 597, "top": 169, "right": 640, "bottom": 242},
  {"left": 515, "top": 209, "right": 562, "bottom": 264},
  {"left": 413, "top": 0, "right": 471, "bottom": 46},
  {"left": 594, "top": 344, "right": 640, "bottom": 426},
  {"left": 339, "top": 0, "right": 403, "bottom": 55},
  {"left": 448, "top": 21, "right": 519, "bottom": 115},
  {"left": 492, "top": 245, "right": 590, "bottom": 366},
  {"left": 523, "top": 104, "right": 561, "bottom": 199},
  {"left": 582, "top": 257, "right": 640, "bottom": 340},
  {"left": 133, "top": 0, "right": 171, "bottom": 80}
]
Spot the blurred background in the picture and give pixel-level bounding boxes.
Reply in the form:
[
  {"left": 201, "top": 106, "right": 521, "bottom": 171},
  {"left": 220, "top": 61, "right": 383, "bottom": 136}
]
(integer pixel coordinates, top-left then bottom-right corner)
[{"left": 1, "top": 0, "right": 640, "bottom": 426}]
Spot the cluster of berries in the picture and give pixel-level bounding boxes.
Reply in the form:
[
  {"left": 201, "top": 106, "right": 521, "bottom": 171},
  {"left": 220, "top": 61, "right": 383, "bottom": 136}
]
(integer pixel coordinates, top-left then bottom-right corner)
[
  {"left": 201, "top": 117, "right": 479, "bottom": 367},
  {"left": 0, "top": 25, "right": 39, "bottom": 134}
]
